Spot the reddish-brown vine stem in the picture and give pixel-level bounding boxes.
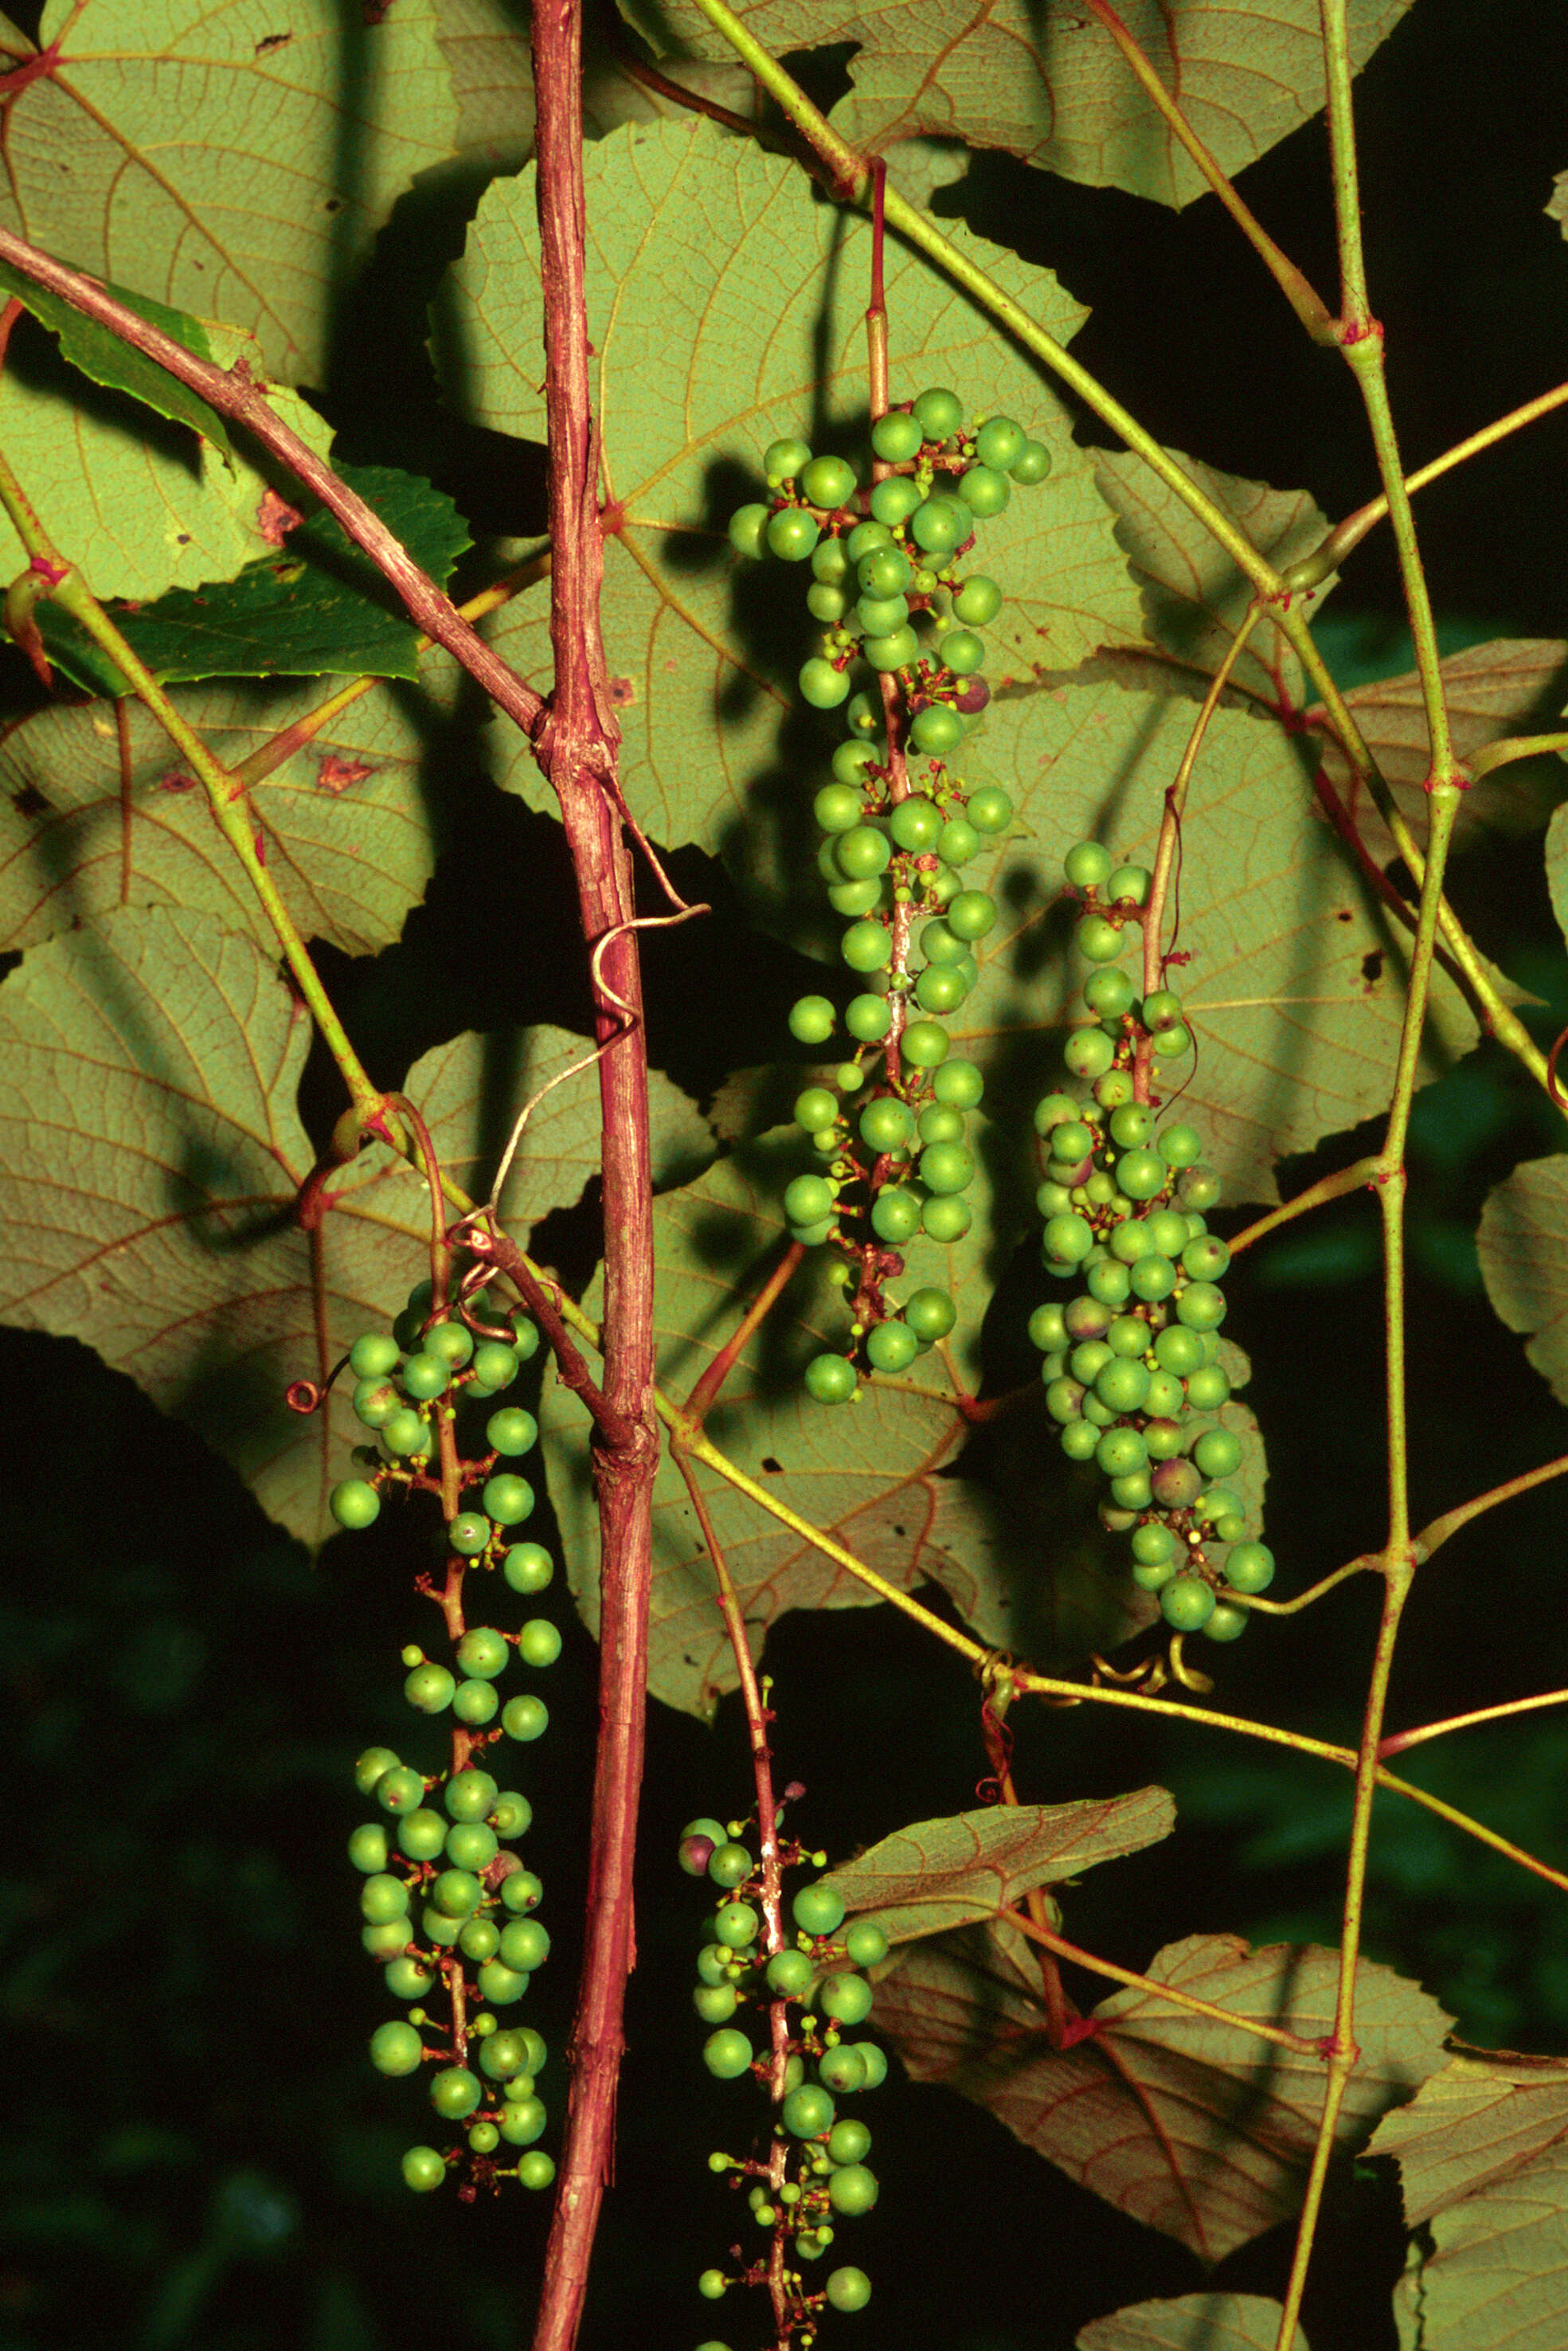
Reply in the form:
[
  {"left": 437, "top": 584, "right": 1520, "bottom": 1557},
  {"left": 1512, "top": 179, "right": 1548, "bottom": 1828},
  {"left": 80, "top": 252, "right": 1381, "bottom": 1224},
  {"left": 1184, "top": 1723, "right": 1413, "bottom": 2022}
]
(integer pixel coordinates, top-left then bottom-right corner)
[{"left": 525, "top": 5, "right": 660, "bottom": 2346}]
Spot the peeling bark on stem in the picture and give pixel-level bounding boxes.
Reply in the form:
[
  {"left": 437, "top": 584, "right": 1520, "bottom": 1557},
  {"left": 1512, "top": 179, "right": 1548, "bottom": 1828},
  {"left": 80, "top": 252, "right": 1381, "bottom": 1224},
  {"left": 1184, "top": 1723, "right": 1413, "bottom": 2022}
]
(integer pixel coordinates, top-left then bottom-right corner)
[{"left": 526, "top": 6, "right": 659, "bottom": 2348}]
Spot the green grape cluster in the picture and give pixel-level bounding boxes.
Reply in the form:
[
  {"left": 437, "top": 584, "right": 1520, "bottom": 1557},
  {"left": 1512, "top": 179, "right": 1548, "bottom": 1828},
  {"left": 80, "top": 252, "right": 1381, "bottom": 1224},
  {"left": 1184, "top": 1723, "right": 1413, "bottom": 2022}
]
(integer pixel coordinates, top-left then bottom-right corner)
[
  {"left": 1030, "top": 842, "right": 1274, "bottom": 1643},
  {"left": 729, "top": 389, "right": 1053, "bottom": 1406},
  {"left": 679, "top": 1818, "right": 889, "bottom": 2341},
  {"left": 322, "top": 1275, "right": 565, "bottom": 2191},
  {"left": 354, "top": 1748, "right": 555, "bottom": 2195}
]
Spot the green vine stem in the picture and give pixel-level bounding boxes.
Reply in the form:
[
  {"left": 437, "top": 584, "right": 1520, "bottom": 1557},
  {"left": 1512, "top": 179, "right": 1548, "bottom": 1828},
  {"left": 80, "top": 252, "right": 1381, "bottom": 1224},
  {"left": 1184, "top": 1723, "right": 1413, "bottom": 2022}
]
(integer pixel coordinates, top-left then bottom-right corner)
[{"left": 1381, "top": 1684, "right": 1568, "bottom": 1760}]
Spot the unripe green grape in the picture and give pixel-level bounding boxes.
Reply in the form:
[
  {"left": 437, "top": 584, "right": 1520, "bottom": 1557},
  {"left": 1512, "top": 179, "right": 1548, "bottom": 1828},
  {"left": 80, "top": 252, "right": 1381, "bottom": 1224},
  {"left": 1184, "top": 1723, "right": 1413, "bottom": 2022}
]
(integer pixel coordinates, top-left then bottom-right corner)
[
  {"left": 399, "top": 1352, "right": 448, "bottom": 1403},
  {"left": 832, "top": 743, "right": 881, "bottom": 792},
  {"left": 430, "top": 1867, "right": 482, "bottom": 1919},
  {"left": 444, "top": 1822, "right": 499, "bottom": 1876},
  {"left": 863, "top": 624, "right": 920, "bottom": 673},
  {"left": 913, "top": 385, "right": 964, "bottom": 439},
  {"left": 438, "top": 1770, "right": 495, "bottom": 1828},
  {"left": 467, "top": 1340, "right": 517, "bottom": 1394},
  {"left": 801, "top": 454, "right": 857, "bottom": 509},
  {"left": 1082, "top": 1259, "right": 1129, "bottom": 1311},
  {"left": 1132, "top": 1553, "right": 1177, "bottom": 1592},
  {"left": 383, "top": 1956, "right": 433, "bottom": 2003},
  {"left": 847, "top": 520, "right": 893, "bottom": 565},
  {"left": 855, "top": 542, "right": 909, "bottom": 597},
  {"left": 481, "top": 1473, "right": 533, "bottom": 1524},
  {"left": 1192, "top": 1427, "right": 1242, "bottom": 1481},
  {"left": 1108, "top": 1219, "right": 1152, "bottom": 1267},
  {"left": 830, "top": 874, "right": 884, "bottom": 919},
  {"left": 702, "top": 2028, "right": 754, "bottom": 2081},
  {"left": 1183, "top": 1234, "right": 1231, "bottom": 1283},
  {"left": 1176, "top": 1281, "right": 1226, "bottom": 1332},
  {"left": 1065, "top": 1028, "right": 1116, "bottom": 1080},
  {"left": 871, "top": 409, "right": 923, "bottom": 461},
  {"left": 502, "top": 1693, "right": 548, "bottom": 1742},
  {"left": 1140, "top": 1418, "right": 1183, "bottom": 1464},
  {"left": 763, "top": 436, "right": 811, "bottom": 479},
  {"left": 1161, "top": 1575, "right": 1217, "bottom": 1633},
  {"left": 500, "top": 1869, "right": 545, "bottom": 1916},
  {"left": 792, "top": 1880, "right": 847, "bottom": 1936},
  {"left": 401, "top": 2145, "right": 446, "bottom": 2193},
  {"left": 841, "top": 920, "right": 893, "bottom": 973},
  {"left": 1076, "top": 913, "right": 1124, "bottom": 963},
  {"left": 383, "top": 1407, "right": 432, "bottom": 1457},
  {"left": 840, "top": 993, "right": 890, "bottom": 1044},
  {"left": 759, "top": 1949, "right": 809, "bottom": 2001},
  {"left": 728, "top": 502, "right": 770, "bottom": 557},
  {"left": 471, "top": 1959, "right": 524, "bottom": 2005},
  {"left": 517, "top": 1618, "right": 562, "bottom": 1669},
  {"left": 1132, "top": 1522, "right": 1177, "bottom": 1570},
  {"left": 1005, "top": 436, "right": 1049, "bottom": 482},
  {"left": 941, "top": 627, "right": 986, "bottom": 675},
  {"left": 1042, "top": 1212, "right": 1094, "bottom": 1266},
  {"left": 910, "top": 495, "right": 967, "bottom": 553},
  {"left": 1152, "top": 1022, "right": 1192, "bottom": 1059},
  {"left": 704, "top": 1841, "right": 753, "bottom": 1891},
  {"left": 766, "top": 507, "right": 819, "bottom": 561},
  {"left": 1183, "top": 1363, "right": 1230, "bottom": 1413},
  {"left": 1094, "top": 1357, "right": 1150, "bottom": 1414},
  {"left": 350, "top": 1332, "right": 401, "bottom": 1379},
  {"left": 1106, "top": 863, "right": 1151, "bottom": 905},
  {"left": 854, "top": 591, "right": 909, "bottom": 636},
  {"left": 353, "top": 1378, "right": 400, "bottom": 1430},
  {"left": 491, "top": 1793, "right": 532, "bottom": 1842},
  {"left": 918, "top": 1105, "right": 966, "bottom": 1148},
  {"left": 916, "top": 919, "right": 965, "bottom": 970},
  {"left": 909, "top": 702, "right": 964, "bottom": 756},
  {"left": 913, "top": 964, "right": 967, "bottom": 1014},
  {"left": 493, "top": 1918, "right": 547, "bottom": 1975},
  {"left": 899, "top": 1024, "right": 948, "bottom": 1075},
  {"left": 424, "top": 2065, "right": 481, "bottom": 2121},
  {"left": 921, "top": 1195, "right": 971, "bottom": 1243},
  {"left": 794, "top": 1087, "right": 839, "bottom": 1136},
  {"left": 973, "top": 413, "right": 1025, "bottom": 470},
  {"left": 1145, "top": 1372, "right": 1185, "bottom": 1422},
  {"left": 789, "top": 996, "right": 838, "bottom": 1045},
  {"left": 441, "top": 1512, "right": 485, "bottom": 1559},
  {"left": 350, "top": 1819, "right": 390, "bottom": 1877},
  {"left": 1116, "top": 1149, "right": 1167, "bottom": 1202},
  {"left": 807, "top": 581, "right": 850, "bottom": 624},
  {"left": 784, "top": 1173, "right": 836, "bottom": 1226},
  {"left": 1223, "top": 1541, "right": 1275, "bottom": 1594},
  {"left": 944, "top": 890, "right": 996, "bottom": 942},
  {"left": 361, "top": 1871, "right": 412, "bottom": 1925},
  {"left": 889, "top": 795, "right": 943, "bottom": 851},
  {"left": 1179, "top": 1164, "right": 1222, "bottom": 1211},
  {"left": 452, "top": 1626, "right": 506, "bottom": 1684},
  {"left": 1028, "top": 1303, "right": 1069, "bottom": 1355},
  {"left": 866, "top": 1319, "right": 919, "bottom": 1374},
  {"left": 1144, "top": 1209, "right": 1191, "bottom": 1259},
  {"left": 1095, "top": 1070, "right": 1135, "bottom": 1111},
  {"left": 459, "top": 1918, "right": 501, "bottom": 1966},
  {"left": 958, "top": 461, "right": 1010, "bottom": 516},
  {"left": 402, "top": 1661, "right": 453, "bottom": 1715},
  {"left": 820, "top": 1971, "right": 874, "bottom": 2024},
  {"left": 828, "top": 2163, "right": 879, "bottom": 2215},
  {"left": 1129, "top": 1259, "right": 1174, "bottom": 1313},
  {"left": 1057, "top": 1417, "right": 1097, "bottom": 1461},
  {"left": 857, "top": 1097, "right": 912, "bottom": 1156},
  {"left": 1152, "top": 1322, "right": 1204, "bottom": 1375},
  {"left": 499, "top": 2095, "right": 548, "bottom": 2144},
  {"left": 330, "top": 1477, "right": 381, "bottom": 1531},
  {"left": 804, "top": 1353, "right": 858, "bottom": 1404},
  {"left": 1068, "top": 1332, "right": 1109, "bottom": 1378},
  {"left": 870, "top": 1187, "right": 922, "bottom": 1244},
  {"left": 827, "top": 2266, "right": 873, "bottom": 2312},
  {"left": 1096, "top": 1427, "right": 1148, "bottom": 1481},
  {"left": 783, "top": 2083, "right": 836, "bottom": 2137},
  {"left": 800, "top": 657, "right": 850, "bottom": 709}
]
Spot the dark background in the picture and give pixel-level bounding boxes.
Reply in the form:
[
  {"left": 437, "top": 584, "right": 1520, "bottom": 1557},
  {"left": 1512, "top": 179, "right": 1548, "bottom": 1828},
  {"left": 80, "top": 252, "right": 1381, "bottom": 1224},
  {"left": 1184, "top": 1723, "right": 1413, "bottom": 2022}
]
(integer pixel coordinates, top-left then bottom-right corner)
[{"left": 5, "top": 1, "right": 1568, "bottom": 2346}]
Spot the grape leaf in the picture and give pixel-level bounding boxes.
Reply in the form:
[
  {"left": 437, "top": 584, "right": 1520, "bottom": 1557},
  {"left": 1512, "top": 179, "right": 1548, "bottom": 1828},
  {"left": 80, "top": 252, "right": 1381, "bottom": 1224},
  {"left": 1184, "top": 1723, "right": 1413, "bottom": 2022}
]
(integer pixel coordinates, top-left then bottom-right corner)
[
  {"left": 1547, "top": 170, "right": 1568, "bottom": 239},
  {"left": 539, "top": 1131, "right": 1159, "bottom": 1719},
  {"left": 433, "top": 0, "right": 758, "bottom": 173},
  {"left": 1369, "top": 2053, "right": 1568, "bottom": 2351},
  {"left": 35, "top": 464, "right": 472, "bottom": 693},
  {"left": 444, "top": 113, "right": 1144, "bottom": 903},
  {"left": 0, "top": 350, "right": 339, "bottom": 604},
  {"left": 1305, "top": 640, "right": 1568, "bottom": 865},
  {"left": 873, "top": 1922, "right": 1451, "bottom": 2262},
  {"left": 0, "top": 0, "right": 458, "bottom": 382},
  {"left": 819, "top": 1790, "right": 1175, "bottom": 1947},
  {"left": 1476, "top": 1156, "right": 1568, "bottom": 1407},
  {"left": 619, "top": 0, "right": 1415, "bottom": 207},
  {"left": 0, "top": 662, "right": 463, "bottom": 958},
  {"left": 1077, "top": 2296, "right": 1308, "bottom": 2351},
  {"left": 0, "top": 262, "right": 231, "bottom": 455},
  {"left": 1091, "top": 448, "right": 1338, "bottom": 709},
  {"left": 0, "top": 914, "right": 704, "bottom": 1541}
]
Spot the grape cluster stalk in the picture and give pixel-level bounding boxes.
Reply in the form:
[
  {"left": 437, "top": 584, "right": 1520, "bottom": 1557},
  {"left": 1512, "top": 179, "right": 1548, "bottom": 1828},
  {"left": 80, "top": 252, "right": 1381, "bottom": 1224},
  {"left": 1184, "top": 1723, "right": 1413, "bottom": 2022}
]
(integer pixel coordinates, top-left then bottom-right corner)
[
  {"left": 728, "top": 388, "right": 1054, "bottom": 1403},
  {"left": 679, "top": 1819, "right": 888, "bottom": 2347},
  {"left": 1032, "top": 843, "right": 1274, "bottom": 1643},
  {"left": 321, "top": 1276, "right": 568, "bottom": 2190}
]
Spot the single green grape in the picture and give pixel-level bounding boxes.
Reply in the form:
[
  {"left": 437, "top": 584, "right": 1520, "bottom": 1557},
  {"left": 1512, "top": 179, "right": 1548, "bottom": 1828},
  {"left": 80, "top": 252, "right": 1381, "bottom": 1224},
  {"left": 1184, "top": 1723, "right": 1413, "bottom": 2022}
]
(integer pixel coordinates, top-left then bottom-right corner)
[
  {"left": 933, "top": 1058, "right": 983, "bottom": 1109},
  {"left": 518, "top": 1619, "right": 562, "bottom": 1668},
  {"left": 903, "top": 1288, "right": 957, "bottom": 1346},
  {"left": 397, "top": 1807, "right": 448, "bottom": 1861},
  {"left": 789, "top": 996, "right": 837, "bottom": 1045},
  {"left": 912, "top": 385, "right": 964, "bottom": 440},
  {"left": 827, "top": 2163, "right": 879, "bottom": 2215},
  {"left": 1161, "top": 1575, "right": 1217, "bottom": 1633},
  {"left": 866, "top": 1319, "right": 919, "bottom": 1373},
  {"left": 844, "top": 993, "right": 893, "bottom": 1043},
  {"left": 483, "top": 1473, "right": 535, "bottom": 1524},
  {"left": 1010, "top": 439, "right": 1052, "bottom": 483},
  {"left": 1223, "top": 1541, "right": 1275, "bottom": 1594},
  {"left": 901, "top": 1019, "right": 950, "bottom": 1069},
  {"left": 922, "top": 1195, "right": 972, "bottom": 1242},
  {"left": 794, "top": 1086, "right": 839, "bottom": 1135},
  {"left": 502, "top": 1694, "right": 549, "bottom": 1742},
  {"left": 703, "top": 2028, "right": 755, "bottom": 2080},
  {"left": 813, "top": 536, "right": 850, "bottom": 583},
  {"left": 936, "top": 816, "right": 981, "bottom": 866},
  {"left": 953, "top": 573, "right": 1002, "bottom": 624},
  {"left": 497, "top": 2095, "right": 547, "bottom": 2146},
  {"left": 448, "top": 1512, "right": 491, "bottom": 1558},
  {"left": 401, "top": 2146, "right": 446, "bottom": 2193},
  {"left": 941, "top": 627, "right": 986, "bottom": 675},
  {"left": 783, "top": 2084, "right": 836, "bottom": 2138},
  {"left": 349, "top": 1821, "right": 389, "bottom": 1874},
  {"left": 958, "top": 461, "right": 1010, "bottom": 516},
  {"left": 404, "top": 1661, "right": 456, "bottom": 1715},
  {"left": 871, "top": 409, "right": 923, "bottom": 462},
  {"left": 330, "top": 1478, "right": 381, "bottom": 1531},
  {"left": 350, "top": 1332, "right": 401, "bottom": 1379},
  {"left": 767, "top": 507, "right": 819, "bottom": 561},
  {"left": 353, "top": 1378, "right": 400, "bottom": 1430},
  {"left": 827, "top": 2266, "right": 873, "bottom": 2312},
  {"left": 975, "top": 415, "right": 1025, "bottom": 470},
  {"left": 1076, "top": 914, "right": 1124, "bottom": 963},
  {"left": 804, "top": 1354, "right": 858, "bottom": 1404},
  {"left": 870, "top": 1189, "right": 921, "bottom": 1244},
  {"left": 819, "top": 1971, "right": 874, "bottom": 2024},
  {"left": 727, "top": 503, "right": 769, "bottom": 557},
  {"left": 909, "top": 495, "right": 968, "bottom": 554},
  {"left": 501, "top": 1869, "right": 545, "bottom": 1915},
  {"left": 841, "top": 920, "right": 893, "bottom": 973},
  {"left": 801, "top": 453, "right": 857, "bottom": 509},
  {"left": 1107, "top": 863, "right": 1152, "bottom": 905}
]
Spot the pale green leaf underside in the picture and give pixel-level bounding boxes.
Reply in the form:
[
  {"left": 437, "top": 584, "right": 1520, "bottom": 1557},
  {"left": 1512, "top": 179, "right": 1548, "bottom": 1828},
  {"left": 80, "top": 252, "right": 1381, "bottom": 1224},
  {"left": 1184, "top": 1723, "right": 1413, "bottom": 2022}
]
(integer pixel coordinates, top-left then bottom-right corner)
[
  {"left": 1308, "top": 640, "right": 1568, "bottom": 866},
  {"left": 821, "top": 1789, "right": 1175, "bottom": 1946},
  {"left": 1476, "top": 1156, "right": 1568, "bottom": 1406},
  {"left": 874, "top": 1923, "right": 1451, "bottom": 2263},
  {"left": 0, "top": 665, "right": 459, "bottom": 959},
  {"left": 0, "top": 912, "right": 702, "bottom": 1542},
  {"left": 0, "top": 0, "right": 458, "bottom": 382},
  {"left": 1078, "top": 2295, "right": 1308, "bottom": 2351},
  {"left": 914, "top": 683, "right": 1476, "bottom": 1208},
  {"left": 448, "top": 116, "right": 1144, "bottom": 897},
  {"left": 541, "top": 1132, "right": 1157, "bottom": 1718},
  {"left": 1091, "top": 448, "right": 1336, "bottom": 709},
  {"left": 0, "top": 368, "right": 334, "bottom": 604},
  {"left": 621, "top": 0, "right": 1415, "bottom": 207},
  {"left": 1371, "top": 2055, "right": 1568, "bottom": 2351}
]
